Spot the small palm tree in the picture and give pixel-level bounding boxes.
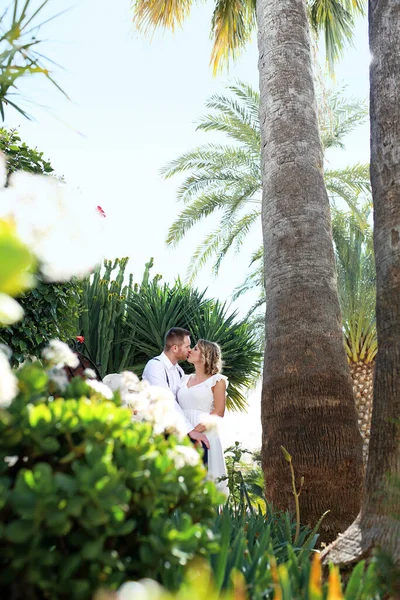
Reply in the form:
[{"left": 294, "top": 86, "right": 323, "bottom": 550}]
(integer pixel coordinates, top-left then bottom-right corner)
[
  {"left": 333, "top": 205, "right": 376, "bottom": 462},
  {"left": 163, "top": 82, "right": 370, "bottom": 282}
]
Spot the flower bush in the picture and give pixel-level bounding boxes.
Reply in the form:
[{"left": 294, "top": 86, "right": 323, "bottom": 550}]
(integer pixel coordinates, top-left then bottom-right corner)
[{"left": 0, "top": 344, "right": 221, "bottom": 600}]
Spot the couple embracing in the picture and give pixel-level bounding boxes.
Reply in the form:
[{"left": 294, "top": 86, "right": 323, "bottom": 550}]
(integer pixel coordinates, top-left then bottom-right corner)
[{"left": 143, "top": 327, "right": 228, "bottom": 495}]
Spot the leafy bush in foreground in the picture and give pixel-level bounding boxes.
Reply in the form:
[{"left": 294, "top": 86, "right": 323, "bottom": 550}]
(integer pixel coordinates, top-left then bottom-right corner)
[{"left": 0, "top": 362, "right": 221, "bottom": 599}]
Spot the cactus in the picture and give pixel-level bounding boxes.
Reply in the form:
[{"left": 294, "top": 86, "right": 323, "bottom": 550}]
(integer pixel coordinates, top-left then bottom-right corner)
[{"left": 79, "top": 258, "right": 130, "bottom": 376}]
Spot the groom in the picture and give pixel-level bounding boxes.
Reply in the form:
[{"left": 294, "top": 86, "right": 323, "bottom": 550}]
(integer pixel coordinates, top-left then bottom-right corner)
[{"left": 143, "top": 327, "right": 209, "bottom": 463}]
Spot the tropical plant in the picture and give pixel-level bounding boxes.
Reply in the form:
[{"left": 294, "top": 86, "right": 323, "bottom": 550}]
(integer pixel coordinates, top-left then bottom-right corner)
[
  {"left": 323, "top": 0, "right": 400, "bottom": 565},
  {"left": 333, "top": 205, "right": 376, "bottom": 462},
  {"left": 0, "top": 0, "right": 67, "bottom": 120},
  {"left": 0, "top": 129, "right": 82, "bottom": 364},
  {"left": 0, "top": 355, "right": 221, "bottom": 599},
  {"left": 163, "top": 82, "right": 370, "bottom": 283},
  {"left": 78, "top": 258, "right": 262, "bottom": 411}
]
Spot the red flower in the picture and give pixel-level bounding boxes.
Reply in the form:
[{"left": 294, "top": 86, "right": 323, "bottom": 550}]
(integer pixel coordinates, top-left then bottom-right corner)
[
  {"left": 76, "top": 336, "right": 85, "bottom": 343},
  {"left": 96, "top": 205, "right": 106, "bottom": 218}
]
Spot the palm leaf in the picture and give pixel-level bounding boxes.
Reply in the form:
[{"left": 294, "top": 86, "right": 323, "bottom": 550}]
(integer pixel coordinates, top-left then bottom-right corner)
[{"left": 308, "top": 0, "right": 366, "bottom": 71}]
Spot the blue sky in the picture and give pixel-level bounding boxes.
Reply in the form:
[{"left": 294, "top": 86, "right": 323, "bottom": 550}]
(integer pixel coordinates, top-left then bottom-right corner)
[{"left": 4, "top": 0, "right": 370, "bottom": 317}]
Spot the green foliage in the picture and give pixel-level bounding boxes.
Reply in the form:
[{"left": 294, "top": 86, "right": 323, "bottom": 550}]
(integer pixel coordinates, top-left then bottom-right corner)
[
  {"left": 0, "top": 129, "right": 82, "bottom": 363},
  {"left": 0, "top": 362, "right": 221, "bottom": 599},
  {"left": 223, "top": 442, "right": 264, "bottom": 513},
  {"left": 0, "top": 279, "right": 82, "bottom": 365},
  {"left": 0, "top": 0, "right": 67, "bottom": 121},
  {"left": 79, "top": 258, "right": 262, "bottom": 411},
  {"left": 163, "top": 82, "right": 370, "bottom": 284},
  {"left": 0, "top": 127, "right": 54, "bottom": 174}
]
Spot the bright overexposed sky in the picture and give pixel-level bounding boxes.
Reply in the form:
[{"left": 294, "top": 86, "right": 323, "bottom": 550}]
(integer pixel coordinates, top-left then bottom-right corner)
[{"left": 3, "top": 1, "right": 371, "bottom": 447}]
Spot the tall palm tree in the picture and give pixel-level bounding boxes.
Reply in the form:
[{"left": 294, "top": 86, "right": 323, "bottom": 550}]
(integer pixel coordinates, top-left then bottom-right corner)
[
  {"left": 163, "top": 82, "right": 370, "bottom": 282},
  {"left": 256, "top": 0, "right": 363, "bottom": 540},
  {"left": 323, "top": 0, "right": 400, "bottom": 566},
  {"left": 131, "top": 0, "right": 365, "bottom": 538}
]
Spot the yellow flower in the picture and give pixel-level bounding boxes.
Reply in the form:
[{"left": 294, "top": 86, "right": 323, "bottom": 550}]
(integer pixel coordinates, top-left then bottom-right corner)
[
  {"left": 327, "top": 566, "right": 343, "bottom": 600},
  {"left": 309, "top": 552, "right": 323, "bottom": 599}
]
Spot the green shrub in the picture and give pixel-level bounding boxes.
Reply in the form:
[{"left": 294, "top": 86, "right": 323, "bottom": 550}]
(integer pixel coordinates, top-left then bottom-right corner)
[
  {"left": 0, "top": 280, "right": 82, "bottom": 365},
  {"left": 0, "top": 360, "right": 221, "bottom": 599}
]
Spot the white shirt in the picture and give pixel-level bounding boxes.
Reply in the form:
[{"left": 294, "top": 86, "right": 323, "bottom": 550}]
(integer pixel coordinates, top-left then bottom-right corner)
[{"left": 142, "top": 353, "right": 193, "bottom": 434}]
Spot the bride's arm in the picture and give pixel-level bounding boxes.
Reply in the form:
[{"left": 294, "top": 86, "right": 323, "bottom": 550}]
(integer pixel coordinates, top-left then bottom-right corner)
[
  {"left": 193, "top": 378, "right": 227, "bottom": 432},
  {"left": 211, "top": 379, "right": 226, "bottom": 417}
]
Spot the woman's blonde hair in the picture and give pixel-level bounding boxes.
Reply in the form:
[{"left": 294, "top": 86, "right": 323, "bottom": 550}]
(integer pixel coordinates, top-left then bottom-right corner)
[{"left": 197, "top": 339, "right": 222, "bottom": 375}]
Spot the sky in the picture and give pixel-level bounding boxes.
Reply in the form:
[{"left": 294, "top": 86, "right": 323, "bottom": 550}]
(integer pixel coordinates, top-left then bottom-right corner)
[{"left": 3, "top": 0, "right": 371, "bottom": 448}]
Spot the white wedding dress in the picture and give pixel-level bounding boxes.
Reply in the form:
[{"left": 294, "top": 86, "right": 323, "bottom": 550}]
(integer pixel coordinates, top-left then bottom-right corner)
[{"left": 178, "top": 374, "right": 228, "bottom": 495}]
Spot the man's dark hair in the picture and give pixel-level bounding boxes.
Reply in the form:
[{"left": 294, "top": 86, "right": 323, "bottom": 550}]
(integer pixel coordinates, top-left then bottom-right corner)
[{"left": 164, "top": 327, "right": 191, "bottom": 350}]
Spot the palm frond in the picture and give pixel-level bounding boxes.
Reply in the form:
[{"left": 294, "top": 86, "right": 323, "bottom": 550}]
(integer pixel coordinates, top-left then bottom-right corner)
[
  {"left": 166, "top": 192, "right": 229, "bottom": 246},
  {"left": 131, "top": 0, "right": 193, "bottom": 34},
  {"left": 197, "top": 83, "right": 260, "bottom": 152},
  {"left": 332, "top": 206, "right": 377, "bottom": 363},
  {"left": 213, "top": 209, "right": 261, "bottom": 274},
  {"left": 308, "top": 0, "right": 366, "bottom": 71},
  {"left": 209, "top": 0, "right": 256, "bottom": 75},
  {"left": 186, "top": 229, "right": 226, "bottom": 284},
  {"left": 319, "top": 88, "right": 368, "bottom": 151},
  {"left": 325, "top": 162, "right": 372, "bottom": 222}
]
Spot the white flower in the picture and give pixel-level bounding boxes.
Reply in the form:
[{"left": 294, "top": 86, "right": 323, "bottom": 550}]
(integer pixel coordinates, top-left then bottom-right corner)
[
  {"left": 125, "top": 385, "right": 187, "bottom": 438},
  {"left": 0, "top": 293, "right": 24, "bottom": 325},
  {"left": 87, "top": 379, "right": 114, "bottom": 400},
  {"left": 42, "top": 340, "right": 79, "bottom": 369},
  {"left": 48, "top": 367, "right": 69, "bottom": 391},
  {"left": 167, "top": 445, "right": 201, "bottom": 470},
  {"left": 0, "top": 164, "right": 104, "bottom": 282},
  {"left": 0, "top": 352, "right": 18, "bottom": 408},
  {"left": 199, "top": 414, "right": 221, "bottom": 433},
  {"left": 121, "top": 370, "right": 140, "bottom": 391},
  {"left": 84, "top": 368, "right": 97, "bottom": 379},
  {"left": 118, "top": 579, "right": 165, "bottom": 600}
]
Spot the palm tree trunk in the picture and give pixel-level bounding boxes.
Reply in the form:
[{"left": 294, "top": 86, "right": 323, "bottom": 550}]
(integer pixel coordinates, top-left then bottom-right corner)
[
  {"left": 323, "top": 0, "right": 400, "bottom": 564},
  {"left": 256, "top": 0, "right": 364, "bottom": 540},
  {"left": 350, "top": 360, "right": 374, "bottom": 464}
]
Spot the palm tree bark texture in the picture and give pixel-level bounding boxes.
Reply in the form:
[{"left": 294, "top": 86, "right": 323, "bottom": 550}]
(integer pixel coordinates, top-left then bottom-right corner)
[
  {"left": 323, "top": 0, "right": 400, "bottom": 564},
  {"left": 257, "top": 0, "right": 364, "bottom": 540}
]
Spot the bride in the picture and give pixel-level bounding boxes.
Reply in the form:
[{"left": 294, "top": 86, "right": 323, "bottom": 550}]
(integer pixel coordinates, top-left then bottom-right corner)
[{"left": 177, "top": 339, "right": 228, "bottom": 495}]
